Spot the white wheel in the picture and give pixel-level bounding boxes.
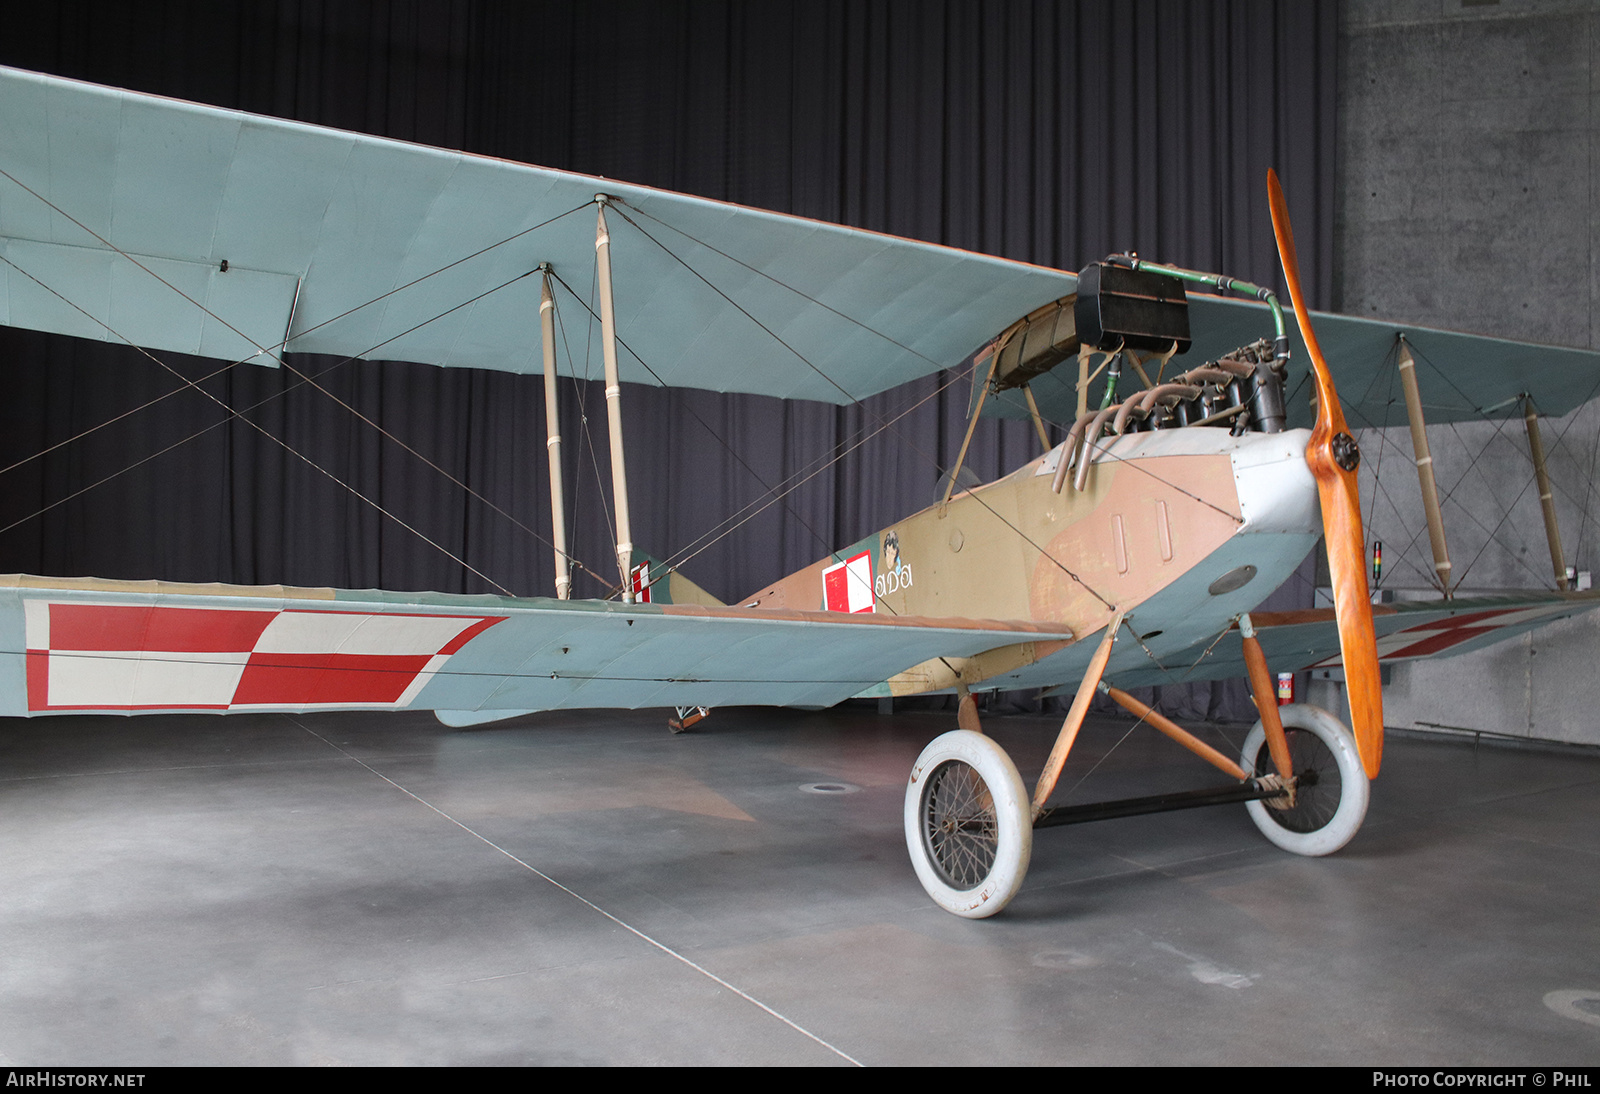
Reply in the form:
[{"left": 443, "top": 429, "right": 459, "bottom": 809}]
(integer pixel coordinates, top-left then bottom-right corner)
[
  {"left": 904, "top": 730, "right": 1032, "bottom": 918},
  {"left": 1241, "top": 703, "right": 1369, "bottom": 856}
]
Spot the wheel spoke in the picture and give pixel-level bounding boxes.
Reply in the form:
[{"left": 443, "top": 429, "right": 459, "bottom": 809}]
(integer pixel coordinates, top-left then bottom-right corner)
[
  {"left": 1256, "top": 727, "right": 1344, "bottom": 834},
  {"left": 923, "top": 761, "right": 998, "bottom": 888}
]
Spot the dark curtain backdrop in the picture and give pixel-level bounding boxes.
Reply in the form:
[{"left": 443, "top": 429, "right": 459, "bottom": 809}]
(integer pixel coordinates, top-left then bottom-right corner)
[{"left": 0, "top": 1, "right": 1335, "bottom": 716}]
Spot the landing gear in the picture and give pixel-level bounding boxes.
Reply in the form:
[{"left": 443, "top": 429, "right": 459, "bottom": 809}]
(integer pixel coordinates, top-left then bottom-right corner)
[
  {"left": 902, "top": 702, "right": 1370, "bottom": 917},
  {"left": 1240, "top": 703, "right": 1369, "bottom": 856},
  {"left": 904, "top": 730, "right": 1032, "bottom": 919}
]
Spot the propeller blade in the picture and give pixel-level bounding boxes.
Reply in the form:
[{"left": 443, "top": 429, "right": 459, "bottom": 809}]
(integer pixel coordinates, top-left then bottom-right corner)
[{"left": 1267, "top": 169, "right": 1385, "bottom": 777}]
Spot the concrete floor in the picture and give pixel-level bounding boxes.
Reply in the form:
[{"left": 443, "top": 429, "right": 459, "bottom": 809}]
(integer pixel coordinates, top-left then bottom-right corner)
[{"left": 1, "top": 703, "right": 1598, "bottom": 1066}]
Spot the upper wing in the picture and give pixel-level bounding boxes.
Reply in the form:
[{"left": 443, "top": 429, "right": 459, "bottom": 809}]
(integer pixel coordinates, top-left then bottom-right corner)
[
  {"left": 11, "top": 65, "right": 1595, "bottom": 421},
  {"left": 0, "top": 574, "right": 1072, "bottom": 718},
  {"left": 0, "top": 65, "right": 1073, "bottom": 404},
  {"left": 1103, "top": 590, "right": 1600, "bottom": 690}
]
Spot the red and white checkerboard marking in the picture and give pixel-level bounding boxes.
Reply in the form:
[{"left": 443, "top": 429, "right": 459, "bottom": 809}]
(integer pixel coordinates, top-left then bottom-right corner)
[
  {"left": 631, "top": 562, "right": 652, "bottom": 604},
  {"left": 24, "top": 601, "right": 504, "bottom": 711},
  {"left": 822, "top": 551, "right": 874, "bottom": 614},
  {"left": 1313, "top": 604, "right": 1573, "bottom": 668}
]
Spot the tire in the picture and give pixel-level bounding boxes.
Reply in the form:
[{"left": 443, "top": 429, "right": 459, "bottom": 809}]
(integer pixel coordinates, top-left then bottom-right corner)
[
  {"left": 904, "top": 730, "right": 1032, "bottom": 918},
  {"left": 1241, "top": 703, "right": 1369, "bottom": 856}
]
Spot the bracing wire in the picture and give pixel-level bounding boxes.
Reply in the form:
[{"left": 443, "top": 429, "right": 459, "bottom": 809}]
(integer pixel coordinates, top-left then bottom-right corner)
[
  {"left": 564, "top": 257, "right": 619, "bottom": 572},
  {"left": 544, "top": 270, "right": 837, "bottom": 563},
  {"left": 0, "top": 254, "right": 517, "bottom": 595},
  {"left": 0, "top": 164, "right": 592, "bottom": 362},
  {"left": 7, "top": 159, "right": 1293, "bottom": 623},
  {"left": 1364, "top": 341, "right": 1398, "bottom": 581},
  {"left": 662, "top": 370, "right": 973, "bottom": 581},
  {"left": 0, "top": 179, "right": 610, "bottom": 589},
  {"left": 616, "top": 199, "right": 951, "bottom": 372},
  {"left": 600, "top": 206, "right": 1131, "bottom": 611},
  {"left": 0, "top": 170, "right": 598, "bottom": 533},
  {"left": 0, "top": 251, "right": 613, "bottom": 591},
  {"left": 1345, "top": 338, "right": 1592, "bottom": 592}
]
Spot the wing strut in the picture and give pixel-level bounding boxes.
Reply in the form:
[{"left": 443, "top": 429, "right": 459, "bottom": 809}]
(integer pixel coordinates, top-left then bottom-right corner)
[
  {"left": 1523, "top": 396, "right": 1570, "bottom": 591},
  {"left": 538, "top": 268, "right": 573, "bottom": 600},
  {"left": 940, "top": 356, "right": 995, "bottom": 515},
  {"left": 595, "top": 197, "right": 637, "bottom": 601},
  {"left": 1396, "top": 336, "right": 1453, "bottom": 598}
]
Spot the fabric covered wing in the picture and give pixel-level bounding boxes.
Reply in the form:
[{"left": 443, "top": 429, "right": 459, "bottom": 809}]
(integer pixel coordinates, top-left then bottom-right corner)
[
  {"left": 9, "top": 67, "right": 1600, "bottom": 422},
  {"left": 1104, "top": 591, "right": 1600, "bottom": 689},
  {"left": 0, "top": 575, "right": 1073, "bottom": 717},
  {"left": 0, "top": 65, "right": 1073, "bottom": 403}
]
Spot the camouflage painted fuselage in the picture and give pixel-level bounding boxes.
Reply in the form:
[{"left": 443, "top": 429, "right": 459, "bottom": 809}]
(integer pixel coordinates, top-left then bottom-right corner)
[{"left": 740, "top": 428, "right": 1322, "bottom": 696}]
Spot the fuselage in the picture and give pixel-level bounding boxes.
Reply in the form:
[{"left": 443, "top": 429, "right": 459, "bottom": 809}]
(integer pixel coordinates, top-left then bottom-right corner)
[{"left": 741, "top": 427, "right": 1321, "bottom": 696}]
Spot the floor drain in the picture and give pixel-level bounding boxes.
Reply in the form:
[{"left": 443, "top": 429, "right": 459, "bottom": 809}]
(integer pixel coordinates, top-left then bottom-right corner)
[
  {"left": 801, "top": 782, "right": 859, "bottom": 795},
  {"left": 1545, "top": 990, "right": 1600, "bottom": 1027}
]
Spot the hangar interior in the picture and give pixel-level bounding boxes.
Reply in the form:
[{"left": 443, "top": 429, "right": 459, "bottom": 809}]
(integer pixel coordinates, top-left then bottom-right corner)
[{"left": 1, "top": 0, "right": 1598, "bottom": 1066}]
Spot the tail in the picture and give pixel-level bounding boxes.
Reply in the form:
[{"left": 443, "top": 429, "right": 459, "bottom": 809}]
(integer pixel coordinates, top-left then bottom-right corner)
[{"left": 627, "top": 549, "right": 724, "bottom": 607}]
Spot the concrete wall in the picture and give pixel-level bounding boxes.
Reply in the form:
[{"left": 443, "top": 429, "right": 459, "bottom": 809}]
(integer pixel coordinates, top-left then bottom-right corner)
[{"left": 1335, "top": 0, "right": 1600, "bottom": 744}]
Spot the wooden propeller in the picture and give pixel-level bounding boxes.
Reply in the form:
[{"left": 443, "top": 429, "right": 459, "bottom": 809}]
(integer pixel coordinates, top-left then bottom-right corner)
[{"left": 1267, "top": 169, "right": 1385, "bottom": 778}]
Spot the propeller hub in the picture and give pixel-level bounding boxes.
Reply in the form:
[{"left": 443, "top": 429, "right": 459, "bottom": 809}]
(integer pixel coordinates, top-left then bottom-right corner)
[{"left": 1331, "top": 431, "right": 1360, "bottom": 472}]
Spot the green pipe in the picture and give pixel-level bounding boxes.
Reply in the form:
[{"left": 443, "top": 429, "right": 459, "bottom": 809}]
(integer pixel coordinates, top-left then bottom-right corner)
[
  {"left": 1106, "top": 254, "right": 1287, "bottom": 365},
  {"left": 1099, "top": 356, "right": 1121, "bottom": 411}
]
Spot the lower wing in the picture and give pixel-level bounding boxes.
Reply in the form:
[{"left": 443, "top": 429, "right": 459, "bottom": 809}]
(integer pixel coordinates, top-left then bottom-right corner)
[
  {"left": 1, "top": 574, "right": 1072, "bottom": 717},
  {"left": 1104, "top": 590, "right": 1600, "bottom": 689}
]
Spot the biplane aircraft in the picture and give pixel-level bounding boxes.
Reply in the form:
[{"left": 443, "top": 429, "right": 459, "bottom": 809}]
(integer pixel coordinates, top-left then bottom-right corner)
[{"left": 3, "top": 65, "right": 1599, "bottom": 918}]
